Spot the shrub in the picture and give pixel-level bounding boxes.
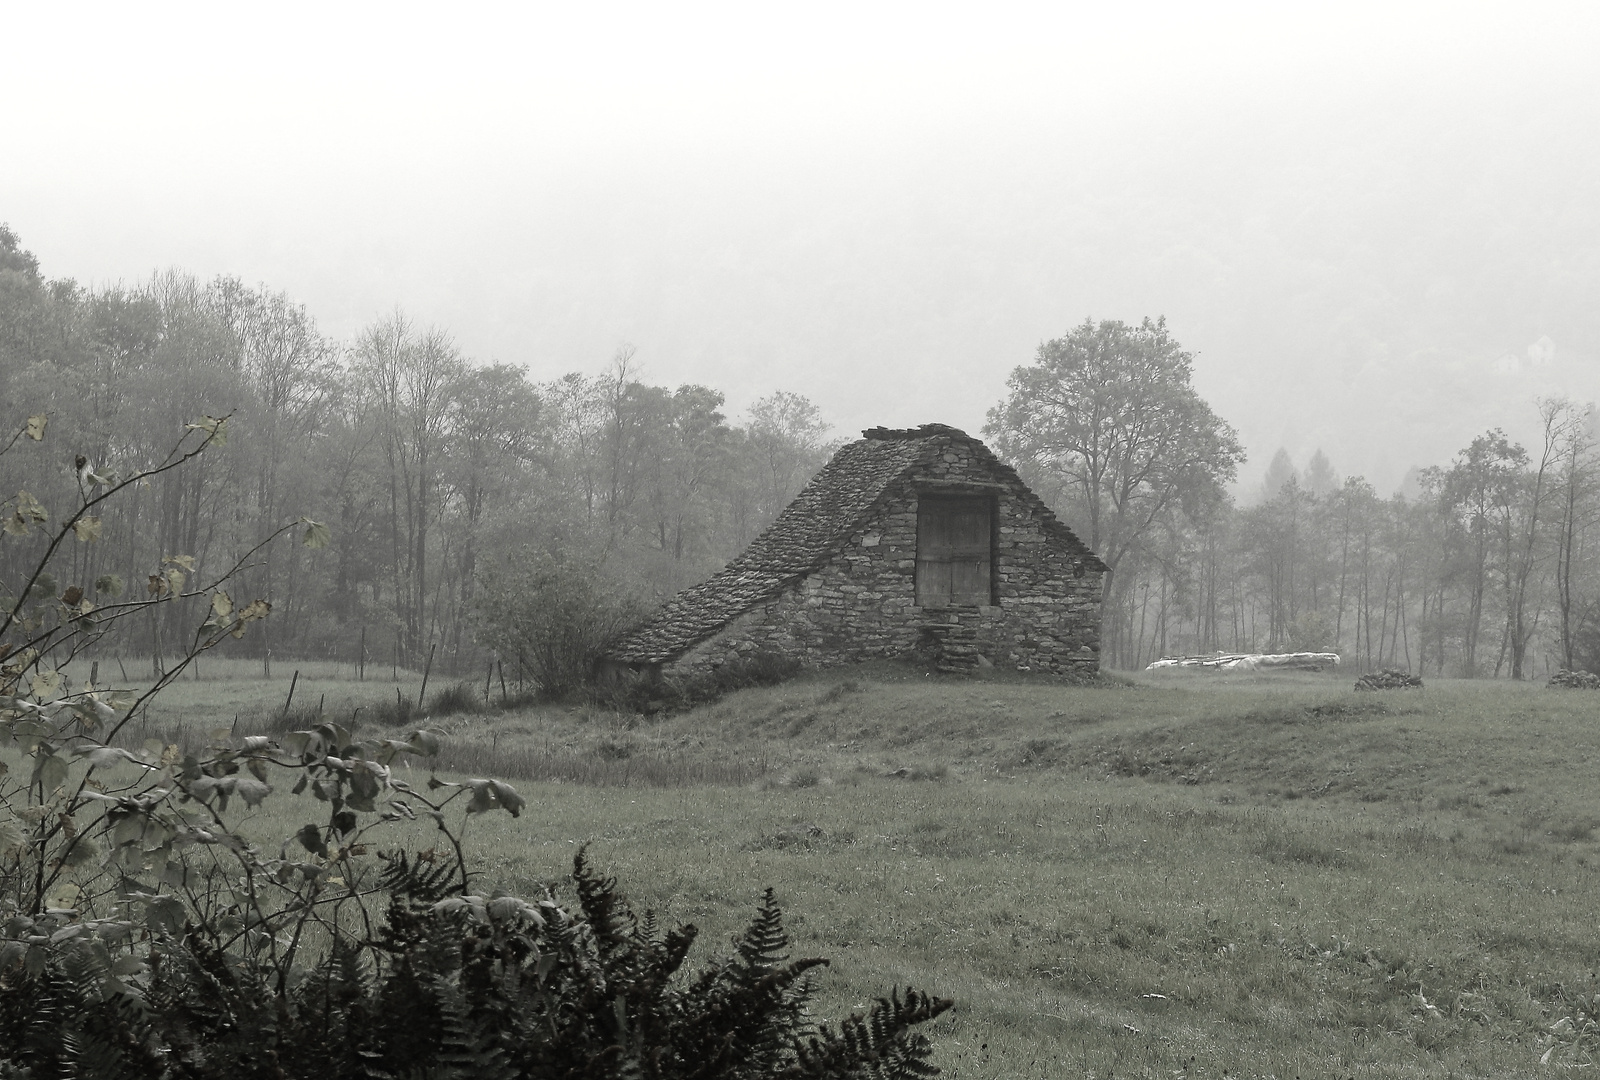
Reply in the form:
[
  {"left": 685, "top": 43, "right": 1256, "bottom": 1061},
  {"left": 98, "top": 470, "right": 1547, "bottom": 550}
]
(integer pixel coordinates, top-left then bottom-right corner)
[
  {"left": 474, "top": 549, "right": 649, "bottom": 699},
  {"left": 429, "top": 679, "right": 486, "bottom": 715}
]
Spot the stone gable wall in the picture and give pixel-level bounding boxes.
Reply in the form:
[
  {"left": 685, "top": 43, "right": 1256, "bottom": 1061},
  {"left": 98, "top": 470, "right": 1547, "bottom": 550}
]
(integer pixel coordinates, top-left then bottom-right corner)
[{"left": 664, "top": 435, "right": 1104, "bottom": 678}]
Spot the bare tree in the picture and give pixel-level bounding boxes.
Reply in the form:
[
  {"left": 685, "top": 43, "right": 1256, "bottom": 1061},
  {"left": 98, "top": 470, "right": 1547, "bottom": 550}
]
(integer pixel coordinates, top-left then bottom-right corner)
[{"left": 352, "top": 314, "right": 465, "bottom": 664}]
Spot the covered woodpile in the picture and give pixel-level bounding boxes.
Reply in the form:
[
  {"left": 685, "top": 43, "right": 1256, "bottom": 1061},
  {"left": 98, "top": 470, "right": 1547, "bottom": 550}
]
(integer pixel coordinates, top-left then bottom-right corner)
[
  {"left": 1146, "top": 652, "right": 1340, "bottom": 672},
  {"left": 1354, "top": 669, "right": 1423, "bottom": 691},
  {"left": 1548, "top": 669, "right": 1600, "bottom": 689}
]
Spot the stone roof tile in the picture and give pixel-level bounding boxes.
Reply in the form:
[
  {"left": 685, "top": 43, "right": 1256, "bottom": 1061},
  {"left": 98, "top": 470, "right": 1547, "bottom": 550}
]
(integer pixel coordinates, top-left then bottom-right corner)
[{"left": 606, "top": 435, "right": 928, "bottom": 664}]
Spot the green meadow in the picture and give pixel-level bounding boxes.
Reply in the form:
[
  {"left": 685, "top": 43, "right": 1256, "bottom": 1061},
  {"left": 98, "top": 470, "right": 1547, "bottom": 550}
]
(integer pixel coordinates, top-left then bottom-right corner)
[{"left": 46, "top": 664, "right": 1600, "bottom": 1077}]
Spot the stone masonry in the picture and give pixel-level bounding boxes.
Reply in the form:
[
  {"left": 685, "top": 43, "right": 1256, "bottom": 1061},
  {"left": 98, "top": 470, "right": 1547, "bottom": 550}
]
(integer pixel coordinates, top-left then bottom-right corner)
[{"left": 603, "top": 424, "right": 1107, "bottom": 679}]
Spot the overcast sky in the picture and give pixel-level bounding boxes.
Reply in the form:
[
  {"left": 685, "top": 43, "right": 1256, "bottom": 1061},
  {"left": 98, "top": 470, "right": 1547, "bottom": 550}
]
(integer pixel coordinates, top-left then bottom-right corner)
[{"left": 7, "top": 1, "right": 1599, "bottom": 496}]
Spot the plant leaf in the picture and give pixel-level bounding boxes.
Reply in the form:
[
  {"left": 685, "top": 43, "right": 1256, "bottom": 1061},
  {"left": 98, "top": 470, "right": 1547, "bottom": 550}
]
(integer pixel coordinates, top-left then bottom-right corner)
[
  {"left": 491, "top": 780, "right": 525, "bottom": 818},
  {"left": 24, "top": 415, "right": 46, "bottom": 441},
  {"left": 71, "top": 517, "right": 102, "bottom": 542},
  {"left": 301, "top": 518, "right": 330, "bottom": 549},
  {"left": 61, "top": 835, "right": 101, "bottom": 867},
  {"left": 5, "top": 491, "right": 47, "bottom": 536},
  {"left": 231, "top": 598, "right": 271, "bottom": 637},
  {"left": 233, "top": 777, "right": 271, "bottom": 808},
  {"left": 185, "top": 415, "right": 228, "bottom": 446},
  {"left": 33, "top": 752, "right": 68, "bottom": 794},
  {"left": 295, "top": 823, "right": 327, "bottom": 856}
]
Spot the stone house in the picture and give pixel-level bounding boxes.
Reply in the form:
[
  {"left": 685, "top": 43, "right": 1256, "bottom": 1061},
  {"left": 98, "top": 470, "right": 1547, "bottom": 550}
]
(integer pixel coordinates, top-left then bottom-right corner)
[{"left": 603, "top": 423, "right": 1107, "bottom": 679}]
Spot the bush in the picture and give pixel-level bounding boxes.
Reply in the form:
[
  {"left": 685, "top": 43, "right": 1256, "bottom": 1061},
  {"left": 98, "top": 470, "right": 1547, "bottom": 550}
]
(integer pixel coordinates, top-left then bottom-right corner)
[
  {"left": 474, "top": 550, "right": 649, "bottom": 699},
  {"left": 429, "top": 679, "right": 485, "bottom": 715}
]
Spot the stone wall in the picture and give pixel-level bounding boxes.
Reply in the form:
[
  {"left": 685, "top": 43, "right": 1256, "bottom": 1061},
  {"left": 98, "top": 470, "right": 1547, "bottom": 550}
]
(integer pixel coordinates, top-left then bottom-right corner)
[{"left": 664, "top": 435, "right": 1104, "bottom": 678}]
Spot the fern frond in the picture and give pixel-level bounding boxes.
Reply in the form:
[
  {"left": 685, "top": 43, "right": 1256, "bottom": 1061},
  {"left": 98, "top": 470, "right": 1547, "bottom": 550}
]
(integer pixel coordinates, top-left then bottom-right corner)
[
  {"left": 379, "top": 849, "right": 460, "bottom": 905},
  {"left": 62, "top": 1020, "right": 132, "bottom": 1080},
  {"left": 735, "top": 888, "right": 790, "bottom": 971},
  {"left": 572, "top": 847, "right": 635, "bottom": 961},
  {"left": 58, "top": 938, "right": 112, "bottom": 1006},
  {"left": 779, "top": 987, "right": 953, "bottom": 1080},
  {"left": 432, "top": 976, "right": 517, "bottom": 1080}
]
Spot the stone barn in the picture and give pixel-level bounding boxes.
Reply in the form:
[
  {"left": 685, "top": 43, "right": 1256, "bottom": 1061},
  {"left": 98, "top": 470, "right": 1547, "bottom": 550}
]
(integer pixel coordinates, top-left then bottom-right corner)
[{"left": 603, "top": 423, "right": 1107, "bottom": 679}]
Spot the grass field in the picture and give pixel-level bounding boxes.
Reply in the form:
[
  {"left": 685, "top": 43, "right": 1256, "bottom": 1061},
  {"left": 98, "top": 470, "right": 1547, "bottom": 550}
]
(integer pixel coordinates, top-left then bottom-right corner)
[{"left": 37, "top": 663, "right": 1600, "bottom": 1077}]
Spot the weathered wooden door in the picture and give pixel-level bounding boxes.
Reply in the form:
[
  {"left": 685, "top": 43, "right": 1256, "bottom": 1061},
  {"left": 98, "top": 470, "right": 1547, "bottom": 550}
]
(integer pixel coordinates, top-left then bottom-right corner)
[{"left": 916, "top": 495, "right": 992, "bottom": 606}]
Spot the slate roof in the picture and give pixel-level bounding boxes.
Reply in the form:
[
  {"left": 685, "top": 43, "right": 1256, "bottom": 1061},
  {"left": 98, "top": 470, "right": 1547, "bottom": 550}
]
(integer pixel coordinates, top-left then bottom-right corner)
[{"left": 604, "top": 423, "right": 1105, "bottom": 666}]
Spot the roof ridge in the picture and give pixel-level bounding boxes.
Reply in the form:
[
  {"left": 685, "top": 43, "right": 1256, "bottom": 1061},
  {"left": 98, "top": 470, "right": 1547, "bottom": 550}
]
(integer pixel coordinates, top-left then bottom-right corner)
[{"left": 862, "top": 423, "right": 968, "bottom": 441}]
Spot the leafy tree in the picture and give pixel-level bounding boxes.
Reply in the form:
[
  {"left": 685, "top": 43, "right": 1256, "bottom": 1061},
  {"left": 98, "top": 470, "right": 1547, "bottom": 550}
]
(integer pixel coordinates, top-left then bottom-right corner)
[
  {"left": 737, "top": 390, "right": 834, "bottom": 541},
  {"left": 440, "top": 362, "right": 544, "bottom": 661},
  {"left": 352, "top": 314, "right": 468, "bottom": 665},
  {"left": 1239, "top": 477, "right": 1309, "bottom": 650},
  {"left": 0, "top": 224, "right": 40, "bottom": 280},
  {"left": 986, "top": 317, "right": 1243, "bottom": 665},
  {"left": 1551, "top": 401, "right": 1600, "bottom": 670},
  {"left": 1437, "top": 430, "right": 1526, "bottom": 676},
  {"left": 1495, "top": 399, "right": 1580, "bottom": 680},
  {"left": 985, "top": 317, "right": 1244, "bottom": 586}
]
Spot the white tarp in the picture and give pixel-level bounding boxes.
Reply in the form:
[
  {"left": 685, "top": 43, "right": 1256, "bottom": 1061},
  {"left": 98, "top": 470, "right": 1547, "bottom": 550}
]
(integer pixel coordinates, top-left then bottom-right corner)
[{"left": 1145, "top": 652, "right": 1341, "bottom": 672}]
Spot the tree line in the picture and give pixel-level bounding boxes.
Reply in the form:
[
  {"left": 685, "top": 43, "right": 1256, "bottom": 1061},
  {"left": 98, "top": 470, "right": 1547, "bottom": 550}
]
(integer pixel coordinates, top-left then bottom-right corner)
[
  {"left": 0, "top": 226, "right": 834, "bottom": 679},
  {"left": 987, "top": 319, "right": 1600, "bottom": 678},
  {"left": 7, "top": 224, "right": 1594, "bottom": 681}
]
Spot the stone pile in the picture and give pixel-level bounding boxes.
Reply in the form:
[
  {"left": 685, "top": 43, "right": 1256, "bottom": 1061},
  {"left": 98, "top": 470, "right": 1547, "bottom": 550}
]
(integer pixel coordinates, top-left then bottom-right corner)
[
  {"left": 1549, "top": 669, "right": 1600, "bottom": 689},
  {"left": 1354, "top": 669, "right": 1423, "bottom": 691}
]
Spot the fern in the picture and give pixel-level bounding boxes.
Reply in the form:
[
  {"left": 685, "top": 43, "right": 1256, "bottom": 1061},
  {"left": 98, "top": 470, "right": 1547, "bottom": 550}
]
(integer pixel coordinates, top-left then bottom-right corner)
[
  {"left": 572, "top": 846, "right": 637, "bottom": 965},
  {"left": 780, "top": 988, "right": 953, "bottom": 1080},
  {"left": 0, "top": 852, "right": 954, "bottom": 1080},
  {"left": 430, "top": 975, "right": 519, "bottom": 1080},
  {"left": 736, "top": 888, "right": 790, "bottom": 971},
  {"left": 379, "top": 849, "right": 462, "bottom": 905}
]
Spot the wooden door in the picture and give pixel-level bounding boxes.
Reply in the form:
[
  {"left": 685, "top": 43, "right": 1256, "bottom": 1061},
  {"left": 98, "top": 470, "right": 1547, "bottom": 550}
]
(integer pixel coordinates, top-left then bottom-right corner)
[{"left": 916, "top": 495, "right": 992, "bottom": 606}]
